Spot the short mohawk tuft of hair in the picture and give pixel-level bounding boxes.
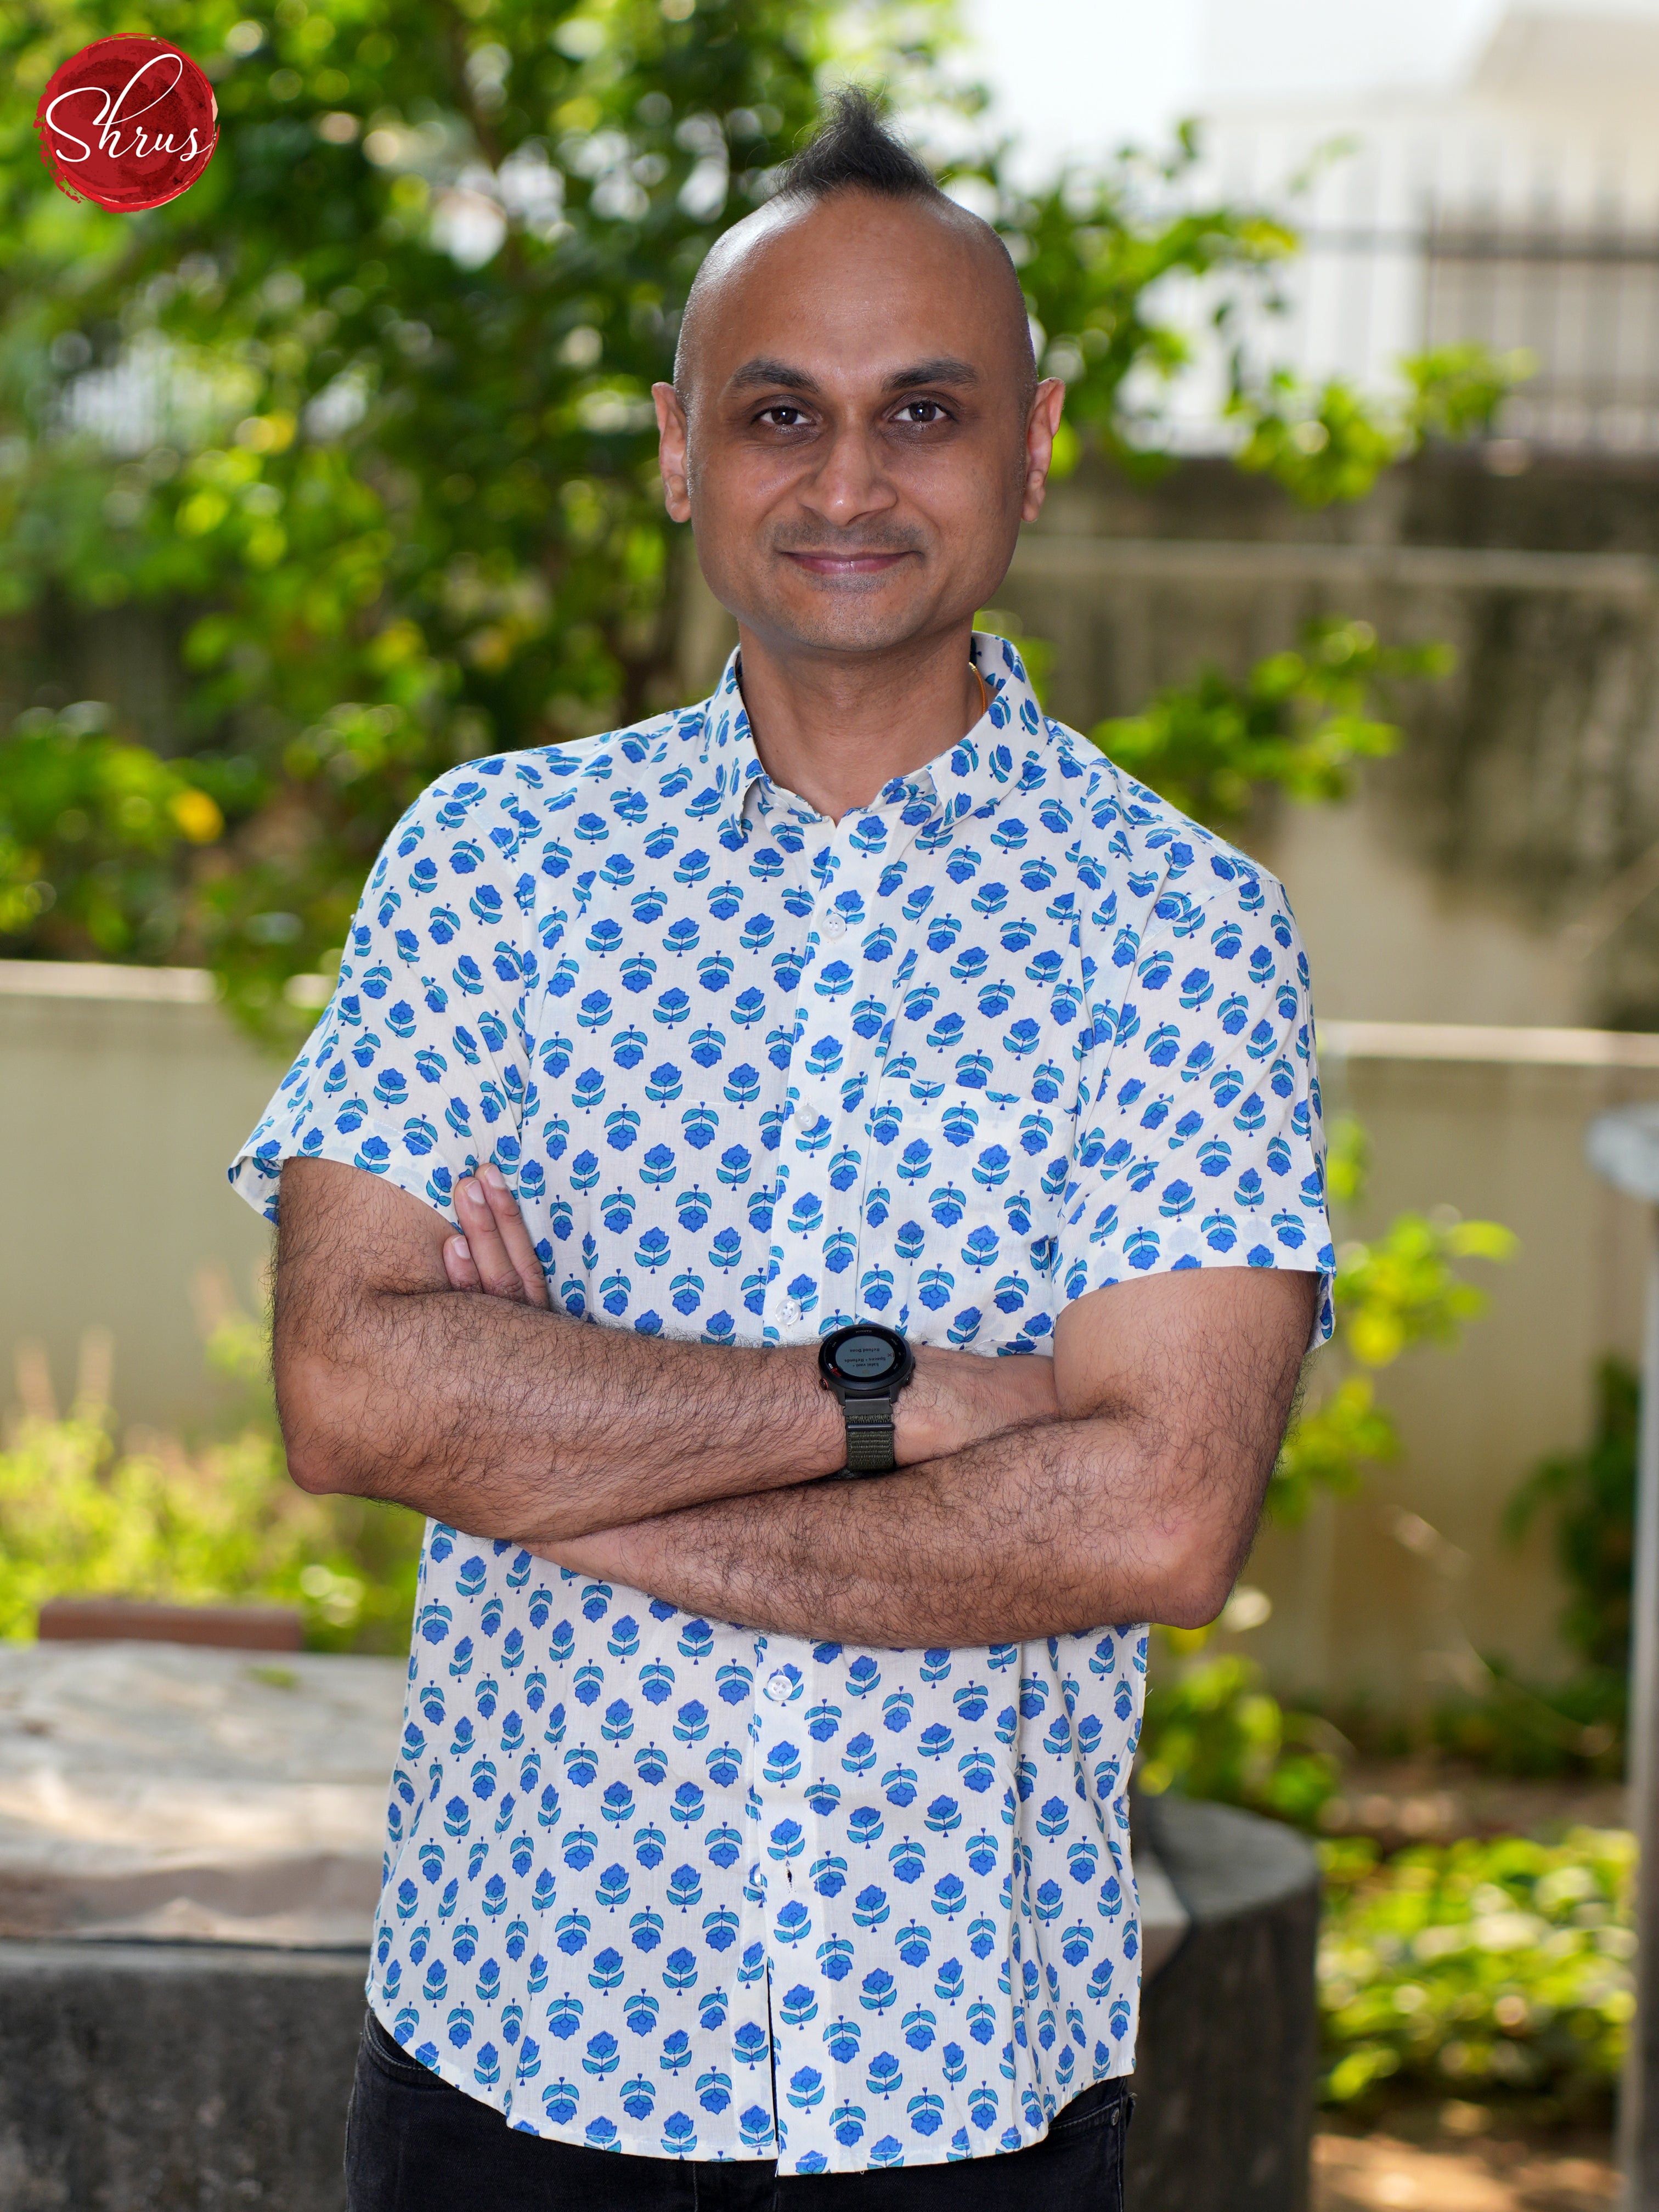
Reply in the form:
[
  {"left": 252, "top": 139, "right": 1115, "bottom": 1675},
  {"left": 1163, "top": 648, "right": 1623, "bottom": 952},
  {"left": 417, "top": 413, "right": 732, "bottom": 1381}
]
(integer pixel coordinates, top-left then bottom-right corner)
[{"left": 771, "top": 84, "right": 940, "bottom": 204}]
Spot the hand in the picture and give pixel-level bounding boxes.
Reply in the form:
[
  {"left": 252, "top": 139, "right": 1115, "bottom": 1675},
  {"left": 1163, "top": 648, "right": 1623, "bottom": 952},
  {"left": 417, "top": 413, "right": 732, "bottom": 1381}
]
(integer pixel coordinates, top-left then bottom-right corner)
[
  {"left": 443, "top": 1165, "right": 551, "bottom": 1307},
  {"left": 897, "top": 1342, "right": 1059, "bottom": 1465}
]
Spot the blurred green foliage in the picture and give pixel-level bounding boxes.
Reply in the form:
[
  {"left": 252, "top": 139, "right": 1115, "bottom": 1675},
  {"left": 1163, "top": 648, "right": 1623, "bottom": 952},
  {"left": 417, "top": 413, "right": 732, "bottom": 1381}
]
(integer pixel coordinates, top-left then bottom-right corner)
[
  {"left": 1318, "top": 1830, "right": 1635, "bottom": 2115},
  {"left": 1423, "top": 1663, "right": 1627, "bottom": 1783},
  {"left": 0, "top": 0, "right": 1523, "bottom": 1029},
  {"left": 1139, "top": 1638, "right": 1346, "bottom": 1825},
  {"left": 1137, "top": 1114, "right": 1516, "bottom": 1827},
  {"left": 1387, "top": 1357, "right": 1644, "bottom": 1779},
  {"left": 1228, "top": 344, "right": 1536, "bottom": 507},
  {"left": 0, "top": 697, "right": 223, "bottom": 952},
  {"left": 0, "top": 1302, "right": 421, "bottom": 1649},
  {"left": 991, "top": 121, "right": 1297, "bottom": 475},
  {"left": 1506, "top": 1358, "right": 1638, "bottom": 1681},
  {"left": 1271, "top": 1118, "right": 1516, "bottom": 1525},
  {"left": 1093, "top": 617, "right": 1449, "bottom": 832}
]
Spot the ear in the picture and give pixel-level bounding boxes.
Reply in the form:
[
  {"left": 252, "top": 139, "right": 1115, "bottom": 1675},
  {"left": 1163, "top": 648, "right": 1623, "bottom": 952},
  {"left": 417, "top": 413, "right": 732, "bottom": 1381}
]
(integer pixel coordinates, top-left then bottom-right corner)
[
  {"left": 654, "top": 382, "right": 691, "bottom": 524},
  {"left": 1021, "top": 378, "right": 1067, "bottom": 524}
]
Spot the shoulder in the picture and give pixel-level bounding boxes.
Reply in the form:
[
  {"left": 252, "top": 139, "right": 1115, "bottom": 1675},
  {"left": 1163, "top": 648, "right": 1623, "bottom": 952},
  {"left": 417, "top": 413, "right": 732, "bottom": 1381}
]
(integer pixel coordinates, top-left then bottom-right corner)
[
  {"left": 1042, "top": 717, "right": 1301, "bottom": 945},
  {"left": 373, "top": 708, "right": 698, "bottom": 883}
]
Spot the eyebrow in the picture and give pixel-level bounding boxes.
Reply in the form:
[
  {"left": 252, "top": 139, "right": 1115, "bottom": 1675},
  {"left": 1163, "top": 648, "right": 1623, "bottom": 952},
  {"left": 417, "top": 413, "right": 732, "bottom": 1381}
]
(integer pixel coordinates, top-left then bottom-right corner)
[{"left": 725, "top": 356, "right": 982, "bottom": 396}]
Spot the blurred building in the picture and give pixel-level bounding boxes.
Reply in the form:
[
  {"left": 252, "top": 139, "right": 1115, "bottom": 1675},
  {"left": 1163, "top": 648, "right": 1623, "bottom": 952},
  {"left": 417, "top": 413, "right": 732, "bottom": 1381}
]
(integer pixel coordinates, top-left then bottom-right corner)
[{"left": 1190, "top": 0, "right": 1659, "bottom": 450}]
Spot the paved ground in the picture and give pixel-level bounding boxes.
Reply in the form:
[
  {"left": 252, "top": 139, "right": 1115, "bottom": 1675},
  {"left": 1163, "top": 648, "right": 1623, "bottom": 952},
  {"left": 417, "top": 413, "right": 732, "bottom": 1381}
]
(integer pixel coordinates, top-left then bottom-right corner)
[{"left": 1313, "top": 2112, "right": 1618, "bottom": 2211}]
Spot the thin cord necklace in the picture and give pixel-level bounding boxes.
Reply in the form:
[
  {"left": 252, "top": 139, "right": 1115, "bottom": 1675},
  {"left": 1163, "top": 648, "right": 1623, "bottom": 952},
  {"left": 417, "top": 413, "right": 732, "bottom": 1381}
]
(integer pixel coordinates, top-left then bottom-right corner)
[{"left": 970, "top": 664, "right": 989, "bottom": 720}]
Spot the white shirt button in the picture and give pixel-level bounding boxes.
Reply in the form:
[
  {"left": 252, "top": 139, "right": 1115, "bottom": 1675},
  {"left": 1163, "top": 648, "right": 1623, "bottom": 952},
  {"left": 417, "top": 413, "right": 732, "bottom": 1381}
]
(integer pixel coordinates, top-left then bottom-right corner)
[
  {"left": 764, "top": 1672, "right": 793, "bottom": 1703},
  {"left": 821, "top": 910, "right": 847, "bottom": 940},
  {"left": 775, "top": 1295, "right": 800, "bottom": 1326}
]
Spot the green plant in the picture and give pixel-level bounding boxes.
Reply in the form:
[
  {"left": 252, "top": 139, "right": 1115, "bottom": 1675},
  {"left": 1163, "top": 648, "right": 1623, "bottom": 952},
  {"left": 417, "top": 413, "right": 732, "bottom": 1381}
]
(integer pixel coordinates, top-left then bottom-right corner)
[
  {"left": 1318, "top": 1830, "right": 1635, "bottom": 2115},
  {"left": 1272, "top": 1199, "right": 1519, "bottom": 1524},
  {"left": 973, "top": 123, "right": 1299, "bottom": 475},
  {"left": 1092, "top": 617, "right": 1449, "bottom": 831},
  {"left": 1227, "top": 344, "right": 1536, "bottom": 508},
  {"left": 1136, "top": 1115, "right": 1515, "bottom": 1826},
  {"left": 1138, "top": 1637, "right": 1345, "bottom": 1827},
  {"left": 0, "top": 1309, "right": 421, "bottom": 1650},
  {"left": 1506, "top": 1358, "right": 1637, "bottom": 1680},
  {"left": 0, "top": 699, "right": 224, "bottom": 955},
  {"left": 1424, "top": 1665, "right": 1626, "bottom": 1781},
  {"left": 1259, "top": 1116, "right": 1517, "bottom": 1525}
]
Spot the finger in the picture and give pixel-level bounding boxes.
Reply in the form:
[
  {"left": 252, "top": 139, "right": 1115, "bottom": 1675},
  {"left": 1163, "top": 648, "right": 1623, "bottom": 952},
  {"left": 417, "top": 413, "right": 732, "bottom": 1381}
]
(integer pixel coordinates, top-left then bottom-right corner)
[
  {"left": 478, "top": 1163, "right": 551, "bottom": 1308},
  {"left": 454, "top": 1175, "right": 529, "bottom": 1300},
  {"left": 444, "top": 1234, "right": 481, "bottom": 1290}
]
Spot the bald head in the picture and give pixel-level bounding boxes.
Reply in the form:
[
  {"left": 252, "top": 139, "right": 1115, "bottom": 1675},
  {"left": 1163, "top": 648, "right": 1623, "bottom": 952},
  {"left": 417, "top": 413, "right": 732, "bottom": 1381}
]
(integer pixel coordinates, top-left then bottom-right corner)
[
  {"left": 672, "top": 88, "right": 1035, "bottom": 417},
  {"left": 674, "top": 190, "right": 1035, "bottom": 419}
]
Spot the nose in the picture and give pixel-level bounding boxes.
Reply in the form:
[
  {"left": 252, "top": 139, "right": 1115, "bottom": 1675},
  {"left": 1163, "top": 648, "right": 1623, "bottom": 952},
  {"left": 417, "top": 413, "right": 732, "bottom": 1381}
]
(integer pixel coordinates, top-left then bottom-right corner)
[{"left": 797, "top": 419, "right": 898, "bottom": 530}]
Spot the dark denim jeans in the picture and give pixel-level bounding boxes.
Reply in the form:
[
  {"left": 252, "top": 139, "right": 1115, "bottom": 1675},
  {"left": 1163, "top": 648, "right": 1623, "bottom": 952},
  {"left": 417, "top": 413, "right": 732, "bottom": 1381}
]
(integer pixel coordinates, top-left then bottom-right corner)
[{"left": 346, "top": 2010, "right": 1132, "bottom": 2211}]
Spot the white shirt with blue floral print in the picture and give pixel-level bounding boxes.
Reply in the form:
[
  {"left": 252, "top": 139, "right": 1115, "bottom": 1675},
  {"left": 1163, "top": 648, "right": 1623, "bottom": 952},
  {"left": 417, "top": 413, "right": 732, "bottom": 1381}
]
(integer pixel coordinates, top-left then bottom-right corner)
[{"left": 231, "top": 633, "right": 1333, "bottom": 2175}]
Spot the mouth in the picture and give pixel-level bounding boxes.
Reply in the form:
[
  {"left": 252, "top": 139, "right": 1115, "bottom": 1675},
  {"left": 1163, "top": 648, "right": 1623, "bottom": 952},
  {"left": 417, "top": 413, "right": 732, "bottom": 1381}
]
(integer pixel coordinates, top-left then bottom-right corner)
[{"left": 778, "top": 550, "right": 917, "bottom": 578}]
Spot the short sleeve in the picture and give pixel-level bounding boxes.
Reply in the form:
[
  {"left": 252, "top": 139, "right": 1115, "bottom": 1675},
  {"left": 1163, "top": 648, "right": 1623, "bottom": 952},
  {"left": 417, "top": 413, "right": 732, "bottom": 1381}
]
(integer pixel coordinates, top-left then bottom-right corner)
[
  {"left": 228, "top": 760, "right": 541, "bottom": 1228},
  {"left": 1056, "top": 850, "right": 1335, "bottom": 1347}
]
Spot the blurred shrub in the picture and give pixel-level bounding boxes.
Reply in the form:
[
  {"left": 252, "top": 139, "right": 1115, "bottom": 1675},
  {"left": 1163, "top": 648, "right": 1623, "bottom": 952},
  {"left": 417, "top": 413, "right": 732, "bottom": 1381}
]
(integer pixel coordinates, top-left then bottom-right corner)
[
  {"left": 1318, "top": 1830, "right": 1635, "bottom": 2115},
  {"left": 0, "top": 1306, "right": 420, "bottom": 1650},
  {"left": 1093, "top": 617, "right": 1449, "bottom": 830},
  {"left": 0, "top": 699, "right": 223, "bottom": 956},
  {"left": 1506, "top": 1358, "right": 1637, "bottom": 1681},
  {"left": 1273, "top": 1200, "right": 1518, "bottom": 1524},
  {"left": 1136, "top": 1113, "right": 1515, "bottom": 1826},
  {"left": 1424, "top": 1666, "right": 1626, "bottom": 1782},
  {"left": 1138, "top": 1628, "right": 1345, "bottom": 1828},
  {"left": 1228, "top": 344, "right": 1536, "bottom": 507}
]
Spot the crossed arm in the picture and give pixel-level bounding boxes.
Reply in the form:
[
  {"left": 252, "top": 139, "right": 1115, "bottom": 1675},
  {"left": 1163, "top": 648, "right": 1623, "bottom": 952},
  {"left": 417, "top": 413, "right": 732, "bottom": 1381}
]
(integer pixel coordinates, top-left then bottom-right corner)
[{"left": 272, "top": 1155, "right": 1317, "bottom": 1644}]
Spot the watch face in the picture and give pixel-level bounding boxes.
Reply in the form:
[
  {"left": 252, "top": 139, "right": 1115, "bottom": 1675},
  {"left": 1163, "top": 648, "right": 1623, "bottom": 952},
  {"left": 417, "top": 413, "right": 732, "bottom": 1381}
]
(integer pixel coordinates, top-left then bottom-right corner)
[{"left": 834, "top": 1331, "right": 899, "bottom": 1381}]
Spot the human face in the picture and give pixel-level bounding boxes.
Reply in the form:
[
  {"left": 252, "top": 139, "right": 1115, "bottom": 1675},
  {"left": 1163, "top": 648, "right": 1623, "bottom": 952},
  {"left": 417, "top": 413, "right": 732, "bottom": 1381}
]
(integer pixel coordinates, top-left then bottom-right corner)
[{"left": 655, "top": 193, "right": 1063, "bottom": 664}]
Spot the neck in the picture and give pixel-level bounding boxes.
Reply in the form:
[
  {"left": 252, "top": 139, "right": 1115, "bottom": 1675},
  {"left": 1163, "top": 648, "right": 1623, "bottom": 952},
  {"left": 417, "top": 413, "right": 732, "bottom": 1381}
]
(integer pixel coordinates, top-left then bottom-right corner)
[{"left": 731, "top": 620, "right": 985, "bottom": 822}]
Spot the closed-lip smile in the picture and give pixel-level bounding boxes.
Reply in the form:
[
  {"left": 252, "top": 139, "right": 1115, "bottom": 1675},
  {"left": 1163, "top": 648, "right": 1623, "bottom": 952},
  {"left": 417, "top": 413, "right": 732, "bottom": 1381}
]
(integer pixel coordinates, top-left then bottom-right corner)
[{"left": 780, "top": 550, "right": 914, "bottom": 574}]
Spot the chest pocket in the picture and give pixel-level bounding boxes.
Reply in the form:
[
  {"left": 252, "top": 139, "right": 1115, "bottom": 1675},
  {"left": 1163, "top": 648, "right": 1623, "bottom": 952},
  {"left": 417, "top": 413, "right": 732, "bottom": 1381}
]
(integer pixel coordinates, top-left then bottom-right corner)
[{"left": 859, "top": 1091, "right": 1070, "bottom": 1350}]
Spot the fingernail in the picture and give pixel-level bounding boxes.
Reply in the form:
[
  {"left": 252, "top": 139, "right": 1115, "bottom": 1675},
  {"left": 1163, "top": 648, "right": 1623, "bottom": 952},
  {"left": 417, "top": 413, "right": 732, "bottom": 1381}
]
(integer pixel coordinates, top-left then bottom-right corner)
[
  {"left": 484, "top": 1163, "right": 505, "bottom": 1190},
  {"left": 447, "top": 1235, "right": 470, "bottom": 1262},
  {"left": 460, "top": 1178, "right": 483, "bottom": 1205}
]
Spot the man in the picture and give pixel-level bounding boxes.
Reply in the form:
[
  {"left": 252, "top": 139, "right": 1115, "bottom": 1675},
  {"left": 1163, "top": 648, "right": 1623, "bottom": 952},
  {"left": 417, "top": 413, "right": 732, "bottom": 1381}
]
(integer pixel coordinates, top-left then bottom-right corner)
[{"left": 234, "top": 88, "right": 1333, "bottom": 2211}]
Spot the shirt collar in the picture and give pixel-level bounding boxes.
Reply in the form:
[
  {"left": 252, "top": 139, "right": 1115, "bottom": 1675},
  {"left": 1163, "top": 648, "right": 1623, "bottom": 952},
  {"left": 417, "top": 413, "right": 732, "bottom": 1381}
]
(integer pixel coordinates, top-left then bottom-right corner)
[{"left": 699, "top": 630, "right": 1051, "bottom": 842}]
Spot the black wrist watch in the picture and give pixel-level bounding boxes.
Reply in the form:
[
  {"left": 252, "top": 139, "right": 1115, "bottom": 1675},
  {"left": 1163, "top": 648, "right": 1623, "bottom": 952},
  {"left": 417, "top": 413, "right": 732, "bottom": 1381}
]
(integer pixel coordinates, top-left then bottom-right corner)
[{"left": 818, "top": 1323, "right": 915, "bottom": 1476}]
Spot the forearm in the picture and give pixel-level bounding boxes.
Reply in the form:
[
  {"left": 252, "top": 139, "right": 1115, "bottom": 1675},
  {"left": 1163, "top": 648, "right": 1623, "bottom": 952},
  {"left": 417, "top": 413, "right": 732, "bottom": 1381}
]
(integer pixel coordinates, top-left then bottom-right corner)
[
  {"left": 274, "top": 1160, "right": 1058, "bottom": 1544},
  {"left": 280, "top": 1283, "right": 845, "bottom": 1542},
  {"left": 538, "top": 1409, "right": 1251, "bottom": 1645}
]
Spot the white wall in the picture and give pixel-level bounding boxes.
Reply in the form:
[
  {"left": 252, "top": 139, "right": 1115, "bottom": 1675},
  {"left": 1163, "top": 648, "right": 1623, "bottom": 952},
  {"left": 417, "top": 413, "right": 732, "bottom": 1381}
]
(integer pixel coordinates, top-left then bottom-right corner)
[{"left": 0, "top": 963, "right": 279, "bottom": 1431}]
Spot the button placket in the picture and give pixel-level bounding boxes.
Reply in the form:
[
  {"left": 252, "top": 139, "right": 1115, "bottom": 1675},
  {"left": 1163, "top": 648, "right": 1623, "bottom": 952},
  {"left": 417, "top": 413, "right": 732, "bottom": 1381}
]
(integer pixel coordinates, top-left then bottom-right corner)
[
  {"left": 691, "top": 1626, "right": 772, "bottom": 2160},
  {"left": 811, "top": 826, "right": 885, "bottom": 1333},
  {"left": 757, "top": 1640, "right": 837, "bottom": 2170}
]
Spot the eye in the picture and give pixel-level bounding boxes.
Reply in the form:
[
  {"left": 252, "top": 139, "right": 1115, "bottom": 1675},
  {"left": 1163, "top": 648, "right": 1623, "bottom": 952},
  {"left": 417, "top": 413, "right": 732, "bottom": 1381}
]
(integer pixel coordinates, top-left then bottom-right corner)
[
  {"left": 758, "top": 404, "right": 810, "bottom": 428},
  {"left": 894, "top": 399, "right": 949, "bottom": 425}
]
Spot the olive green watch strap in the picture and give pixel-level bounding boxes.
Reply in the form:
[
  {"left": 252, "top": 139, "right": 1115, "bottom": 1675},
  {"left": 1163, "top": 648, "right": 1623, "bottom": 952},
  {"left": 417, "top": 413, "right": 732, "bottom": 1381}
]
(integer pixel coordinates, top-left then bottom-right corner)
[{"left": 842, "top": 1397, "right": 897, "bottom": 1475}]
